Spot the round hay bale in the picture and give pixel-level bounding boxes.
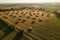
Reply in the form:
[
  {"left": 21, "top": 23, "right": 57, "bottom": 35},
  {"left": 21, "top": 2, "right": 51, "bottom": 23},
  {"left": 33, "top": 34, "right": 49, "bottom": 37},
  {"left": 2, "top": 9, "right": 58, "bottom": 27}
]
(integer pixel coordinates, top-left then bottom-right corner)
[{"left": 27, "top": 27, "right": 32, "bottom": 33}]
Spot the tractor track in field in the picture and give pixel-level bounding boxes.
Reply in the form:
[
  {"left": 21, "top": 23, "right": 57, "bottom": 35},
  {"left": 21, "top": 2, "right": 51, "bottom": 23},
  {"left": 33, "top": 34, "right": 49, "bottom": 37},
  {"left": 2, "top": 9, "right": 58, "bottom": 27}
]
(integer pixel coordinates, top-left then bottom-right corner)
[
  {"left": 23, "top": 31, "right": 42, "bottom": 40},
  {"left": 22, "top": 23, "right": 60, "bottom": 40},
  {"left": 22, "top": 22, "right": 59, "bottom": 40}
]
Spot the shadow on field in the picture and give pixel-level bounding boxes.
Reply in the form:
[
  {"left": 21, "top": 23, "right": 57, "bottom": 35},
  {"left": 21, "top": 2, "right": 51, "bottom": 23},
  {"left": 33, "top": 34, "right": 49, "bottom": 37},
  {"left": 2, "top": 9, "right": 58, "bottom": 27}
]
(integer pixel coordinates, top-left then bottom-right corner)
[{"left": 13, "top": 30, "right": 24, "bottom": 40}]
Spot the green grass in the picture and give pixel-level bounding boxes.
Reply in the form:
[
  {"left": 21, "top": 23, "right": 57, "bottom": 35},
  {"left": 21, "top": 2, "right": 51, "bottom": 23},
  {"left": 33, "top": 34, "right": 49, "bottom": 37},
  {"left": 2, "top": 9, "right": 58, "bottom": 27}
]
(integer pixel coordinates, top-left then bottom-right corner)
[{"left": 43, "top": 6, "right": 60, "bottom": 12}]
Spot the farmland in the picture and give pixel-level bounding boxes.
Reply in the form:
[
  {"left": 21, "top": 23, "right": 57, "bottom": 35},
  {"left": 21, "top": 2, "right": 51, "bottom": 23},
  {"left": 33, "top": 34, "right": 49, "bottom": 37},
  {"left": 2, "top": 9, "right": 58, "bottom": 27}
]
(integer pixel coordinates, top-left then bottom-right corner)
[{"left": 0, "top": 3, "right": 60, "bottom": 40}]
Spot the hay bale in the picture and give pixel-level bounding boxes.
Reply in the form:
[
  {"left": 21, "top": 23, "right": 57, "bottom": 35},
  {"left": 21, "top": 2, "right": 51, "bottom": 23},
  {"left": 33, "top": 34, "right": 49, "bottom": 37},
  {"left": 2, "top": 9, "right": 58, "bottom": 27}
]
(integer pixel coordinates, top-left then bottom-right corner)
[
  {"left": 32, "top": 18, "right": 36, "bottom": 20},
  {"left": 14, "top": 21, "right": 19, "bottom": 25},
  {"left": 39, "top": 19, "right": 43, "bottom": 22},
  {"left": 26, "top": 16, "right": 30, "bottom": 19},
  {"left": 3, "top": 16, "right": 8, "bottom": 19},
  {"left": 47, "top": 14, "right": 50, "bottom": 17},
  {"left": 27, "top": 27, "right": 32, "bottom": 33},
  {"left": 21, "top": 20, "right": 26, "bottom": 23},
  {"left": 31, "top": 20, "right": 35, "bottom": 24},
  {"left": 35, "top": 15, "right": 38, "bottom": 17},
  {"left": 41, "top": 13, "right": 44, "bottom": 16}
]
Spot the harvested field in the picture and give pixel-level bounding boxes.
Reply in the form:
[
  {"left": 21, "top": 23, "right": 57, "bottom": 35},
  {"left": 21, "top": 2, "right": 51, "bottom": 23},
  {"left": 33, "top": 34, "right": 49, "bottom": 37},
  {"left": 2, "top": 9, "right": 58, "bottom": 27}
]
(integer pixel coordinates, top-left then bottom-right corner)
[{"left": 0, "top": 4, "right": 60, "bottom": 40}]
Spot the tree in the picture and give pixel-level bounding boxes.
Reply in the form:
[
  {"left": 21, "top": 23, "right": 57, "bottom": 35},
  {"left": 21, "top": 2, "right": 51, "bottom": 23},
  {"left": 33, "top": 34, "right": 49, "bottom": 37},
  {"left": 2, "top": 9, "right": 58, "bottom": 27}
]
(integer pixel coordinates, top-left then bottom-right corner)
[{"left": 53, "top": 10, "right": 60, "bottom": 19}]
